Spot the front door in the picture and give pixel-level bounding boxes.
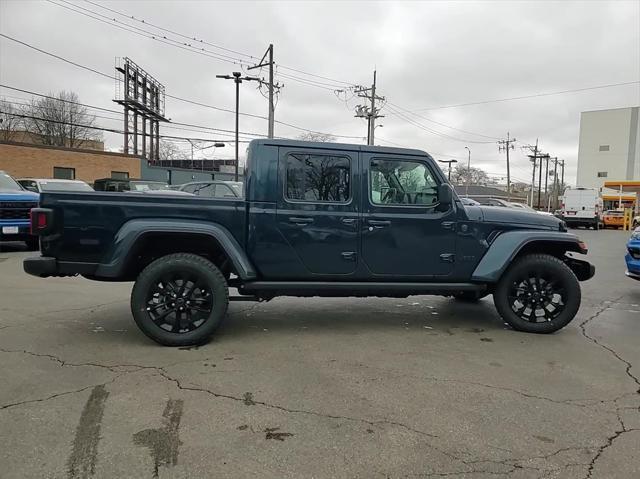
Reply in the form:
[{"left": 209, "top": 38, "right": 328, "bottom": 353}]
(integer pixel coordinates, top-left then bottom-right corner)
[
  {"left": 275, "top": 148, "right": 359, "bottom": 276},
  {"left": 361, "top": 154, "right": 457, "bottom": 277}
]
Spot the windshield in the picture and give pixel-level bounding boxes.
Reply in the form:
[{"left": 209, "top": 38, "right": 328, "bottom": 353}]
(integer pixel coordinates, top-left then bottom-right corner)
[
  {"left": 39, "top": 181, "right": 93, "bottom": 192},
  {"left": 131, "top": 182, "right": 170, "bottom": 191},
  {"left": 0, "top": 172, "right": 22, "bottom": 191}
]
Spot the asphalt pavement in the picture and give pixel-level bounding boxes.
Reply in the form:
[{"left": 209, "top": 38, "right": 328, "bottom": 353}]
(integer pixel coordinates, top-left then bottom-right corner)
[{"left": 0, "top": 229, "right": 638, "bottom": 478}]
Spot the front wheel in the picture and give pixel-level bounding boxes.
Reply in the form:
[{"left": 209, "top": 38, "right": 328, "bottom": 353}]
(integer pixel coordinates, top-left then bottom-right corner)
[
  {"left": 493, "top": 254, "right": 581, "bottom": 334},
  {"left": 131, "top": 253, "right": 229, "bottom": 346}
]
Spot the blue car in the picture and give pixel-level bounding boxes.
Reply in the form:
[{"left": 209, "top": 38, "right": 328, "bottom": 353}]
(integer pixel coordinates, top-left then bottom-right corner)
[
  {"left": 625, "top": 228, "right": 640, "bottom": 280},
  {"left": 0, "top": 171, "right": 39, "bottom": 250}
]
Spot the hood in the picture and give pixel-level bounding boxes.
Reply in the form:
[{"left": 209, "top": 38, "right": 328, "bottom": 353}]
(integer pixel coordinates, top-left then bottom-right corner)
[
  {"left": 0, "top": 189, "right": 39, "bottom": 202},
  {"left": 479, "top": 205, "right": 563, "bottom": 230}
]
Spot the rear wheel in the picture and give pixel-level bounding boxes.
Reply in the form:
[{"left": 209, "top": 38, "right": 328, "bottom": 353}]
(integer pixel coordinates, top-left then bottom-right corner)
[
  {"left": 493, "top": 254, "right": 580, "bottom": 334},
  {"left": 131, "top": 253, "right": 229, "bottom": 346}
]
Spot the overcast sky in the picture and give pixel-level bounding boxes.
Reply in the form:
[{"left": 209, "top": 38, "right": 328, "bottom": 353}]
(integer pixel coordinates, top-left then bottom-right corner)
[{"left": 1, "top": 0, "right": 639, "bottom": 185}]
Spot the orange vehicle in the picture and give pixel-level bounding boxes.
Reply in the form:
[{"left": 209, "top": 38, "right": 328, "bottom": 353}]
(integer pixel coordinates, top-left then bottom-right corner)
[{"left": 602, "top": 210, "right": 624, "bottom": 229}]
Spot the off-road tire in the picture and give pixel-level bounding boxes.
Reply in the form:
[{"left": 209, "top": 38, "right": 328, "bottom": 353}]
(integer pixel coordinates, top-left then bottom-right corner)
[
  {"left": 131, "top": 253, "right": 229, "bottom": 346},
  {"left": 493, "top": 254, "right": 581, "bottom": 334}
]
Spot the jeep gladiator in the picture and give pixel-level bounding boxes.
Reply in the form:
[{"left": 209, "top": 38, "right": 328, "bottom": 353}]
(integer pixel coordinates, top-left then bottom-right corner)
[{"left": 24, "top": 139, "right": 595, "bottom": 346}]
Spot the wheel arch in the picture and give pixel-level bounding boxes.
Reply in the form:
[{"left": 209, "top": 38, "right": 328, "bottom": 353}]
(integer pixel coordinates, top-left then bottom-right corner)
[
  {"left": 94, "top": 219, "right": 257, "bottom": 281},
  {"left": 471, "top": 230, "right": 586, "bottom": 283}
]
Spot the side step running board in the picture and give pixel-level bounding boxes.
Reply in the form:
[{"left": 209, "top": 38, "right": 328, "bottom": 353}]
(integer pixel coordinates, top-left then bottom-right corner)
[{"left": 238, "top": 281, "right": 485, "bottom": 297}]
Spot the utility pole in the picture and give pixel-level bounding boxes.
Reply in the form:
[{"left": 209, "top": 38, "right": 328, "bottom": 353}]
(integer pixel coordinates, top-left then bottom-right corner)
[
  {"left": 438, "top": 159, "right": 458, "bottom": 181},
  {"left": 544, "top": 154, "right": 550, "bottom": 211},
  {"left": 523, "top": 140, "right": 551, "bottom": 209},
  {"left": 498, "top": 132, "right": 516, "bottom": 201},
  {"left": 551, "top": 157, "right": 558, "bottom": 211},
  {"left": 526, "top": 139, "right": 539, "bottom": 207},
  {"left": 354, "top": 70, "right": 385, "bottom": 145},
  {"left": 465, "top": 146, "right": 471, "bottom": 197},
  {"left": 248, "top": 44, "right": 282, "bottom": 139},
  {"left": 216, "top": 71, "right": 261, "bottom": 181}
]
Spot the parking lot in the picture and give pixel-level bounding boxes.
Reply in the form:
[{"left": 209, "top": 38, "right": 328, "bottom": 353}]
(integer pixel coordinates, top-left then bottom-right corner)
[{"left": 0, "top": 229, "right": 638, "bottom": 478}]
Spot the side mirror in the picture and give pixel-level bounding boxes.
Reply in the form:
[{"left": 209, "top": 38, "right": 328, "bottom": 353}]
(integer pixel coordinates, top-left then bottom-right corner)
[{"left": 438, "top": 183, "right": 453, "bottom": 207}]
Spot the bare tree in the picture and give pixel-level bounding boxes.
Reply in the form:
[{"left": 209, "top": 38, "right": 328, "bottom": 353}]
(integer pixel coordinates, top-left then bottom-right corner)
[
  {"left": 21, "top": 91, "right": 102, "bottom": 148},
  {"left": 297, "top": 132, "right": 337, "bottom": 143},
  {"left": 452, "top": 165, "right": 489, "bottom": 185},
  {"left": 0, "top": 99, "right": 22, "bottom": 142},
  {"left": 159, "top": 140, "right": 188, "bottom": 162}
]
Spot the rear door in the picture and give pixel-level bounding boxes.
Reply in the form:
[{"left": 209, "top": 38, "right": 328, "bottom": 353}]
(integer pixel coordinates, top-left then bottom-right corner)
[
  {"left": 275, "top": 147, "right": 359, "bottom": 276},
  {"left": 360, "top": 154, "right": 457, "bottom": 277}
]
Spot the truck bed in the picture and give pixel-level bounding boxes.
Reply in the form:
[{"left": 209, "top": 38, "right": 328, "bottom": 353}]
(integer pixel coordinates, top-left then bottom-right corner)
[{"left": 38, "top": 191, "right": 246, "bottom": 265}]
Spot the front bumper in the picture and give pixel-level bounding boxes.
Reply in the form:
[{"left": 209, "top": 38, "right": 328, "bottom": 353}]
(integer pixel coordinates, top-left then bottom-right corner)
[
  {"left": 624, "top": 251, "right": 640, "bottom": 281},
  {"left": 565, "top": 257, "right": 596, "bottom": 281},
  {"left": 0, "top": 223, "right": 31, "bottom": 241}
]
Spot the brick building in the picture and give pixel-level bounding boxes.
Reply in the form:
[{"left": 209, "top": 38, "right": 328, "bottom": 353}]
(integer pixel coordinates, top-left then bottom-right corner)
[{"left": 0, "top": 141, "right": 141, "bottom": 183}]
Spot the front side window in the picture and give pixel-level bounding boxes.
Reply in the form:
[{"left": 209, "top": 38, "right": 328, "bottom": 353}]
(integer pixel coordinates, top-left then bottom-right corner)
[
  {"left": 286, "top": 153, "right": 350, "bottom": 202},
  {"left": 370, "top": 159, "right": 439, "bottom": 206}
]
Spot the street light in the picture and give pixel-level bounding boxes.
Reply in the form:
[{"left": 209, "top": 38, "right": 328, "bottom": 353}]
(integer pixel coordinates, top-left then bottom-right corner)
[
  {"left": 216, "top": 72, "right": 261, "bottom": 181},
  {"left": 464, "top": 146, "right": 471, "bottom": 197},
  {"left": 199, "top": 142, "right": 226, "bottom": 171},
  {"left": 438, "top": 159, "right": 458, "bottom": 181}
]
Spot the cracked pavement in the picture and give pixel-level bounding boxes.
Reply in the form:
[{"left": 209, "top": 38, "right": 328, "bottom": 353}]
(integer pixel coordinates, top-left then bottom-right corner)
[{"left": 1, "top": 229, "right": 639, "bottom": 478}]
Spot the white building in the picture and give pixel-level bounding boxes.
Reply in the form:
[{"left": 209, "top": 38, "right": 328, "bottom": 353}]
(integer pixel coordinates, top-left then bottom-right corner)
[{"left": 576, "top": 106, "right": 640, "bottom": 189}]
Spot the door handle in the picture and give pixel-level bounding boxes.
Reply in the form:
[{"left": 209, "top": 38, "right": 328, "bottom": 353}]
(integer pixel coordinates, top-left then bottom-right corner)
[
  {"left": 289, "top": 216, "right": 314, "bottom": 225},
  {"left": 341, "top": 218, "right": 357, "bottom": 225},
  {"left": 367, "top": 219, "right": 391, "bottom": 227}
]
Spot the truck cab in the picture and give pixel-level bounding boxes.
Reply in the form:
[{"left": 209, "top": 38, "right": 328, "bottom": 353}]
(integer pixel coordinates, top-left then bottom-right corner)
[{"left": 24, "top": 140, "right": 594, "bottom": 346}]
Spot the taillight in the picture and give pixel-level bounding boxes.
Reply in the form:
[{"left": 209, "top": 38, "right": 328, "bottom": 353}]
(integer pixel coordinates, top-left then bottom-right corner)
[{"left": 30, "top": 208, "right": 52, "bottom": 235}]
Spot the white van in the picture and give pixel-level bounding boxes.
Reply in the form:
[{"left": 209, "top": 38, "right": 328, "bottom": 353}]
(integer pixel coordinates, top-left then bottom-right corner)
[{"left": 561, "top": 187, "right": 602, "bottom": 229}]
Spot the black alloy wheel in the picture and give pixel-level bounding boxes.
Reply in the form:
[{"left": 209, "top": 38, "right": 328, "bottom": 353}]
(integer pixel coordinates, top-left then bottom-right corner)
[
  {"left": 507, "top": 273, "right": 565, "bottom": 323},
  {"left": 493, "top": 254, "right": 581, "bottom": 333},
  {"left": 131, "top": 253, "right": 229, "bottom": 346},
  {"left": 145, "top": 275, "right": 213, "bottom": 333}
]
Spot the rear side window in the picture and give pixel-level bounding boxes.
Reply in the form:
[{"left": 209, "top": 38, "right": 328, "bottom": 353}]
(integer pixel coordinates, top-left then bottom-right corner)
[
  {"left": 285, "top": 153, "right": 350, "bottom": 202},
  {"left": 370, "top": 159, "right": 439, "bottom": 206}
]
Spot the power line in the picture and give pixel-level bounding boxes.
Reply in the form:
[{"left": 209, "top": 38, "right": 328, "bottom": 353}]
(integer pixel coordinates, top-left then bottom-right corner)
[
  {"left": 0, "top": 36, "right": 361, "bottom": 139},
  {"left": 1, "top": 110, "right": 251, "bottom": 144},
  {"left": 385, "top": 101, "right": 500, "bottom": 140},
  {"left": 82, "top": 0, "right": 357, "bottom": 87},
  {"left": 0, "top": 86, "right": 265, "bottom": 139},
  {"left": 409, "top": 81, "right": 640, "bottom": 112},
  {"left": 48, "top": 0, "right": 353, "bottom": 91},
  {"left": 384, "top": 103, "right": 494, "bottom": 144},
  {"left": 83, "top": 0, "right": 258, "bottom": 61},
  {"left": 48, "top": 0, "right": 252, "bottom": 65}
]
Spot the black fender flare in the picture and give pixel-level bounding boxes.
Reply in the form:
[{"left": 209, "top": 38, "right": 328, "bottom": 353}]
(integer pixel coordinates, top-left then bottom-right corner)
[
  {"left": 94, "top": 219, "right": 257, "bottom": 280},
  {"left": 471, "top": 230, "right": 587, "bottom": 283}
]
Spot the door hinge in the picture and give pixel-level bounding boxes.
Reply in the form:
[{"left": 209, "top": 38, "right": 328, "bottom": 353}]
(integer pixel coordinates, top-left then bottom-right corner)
[{"left": 440, "top": 253, "right": 455, "bottom": 263}]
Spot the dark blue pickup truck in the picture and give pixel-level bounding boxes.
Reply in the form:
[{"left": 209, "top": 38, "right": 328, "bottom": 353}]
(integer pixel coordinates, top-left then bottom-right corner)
[{"left": 24, "top": 139, "right": 594, "bottom": 346}]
